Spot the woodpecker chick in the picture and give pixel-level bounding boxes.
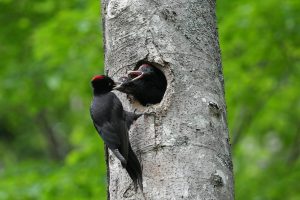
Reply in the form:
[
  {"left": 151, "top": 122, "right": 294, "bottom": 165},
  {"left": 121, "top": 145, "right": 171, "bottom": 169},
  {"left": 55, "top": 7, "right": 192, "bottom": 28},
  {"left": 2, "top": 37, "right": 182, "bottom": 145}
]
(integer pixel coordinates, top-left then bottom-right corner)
[
  {"left": 90, "top": 75, "right": 143, "bottom": 191},
  {"left": 114, "top": 64, "right": 167, "bottom": 106}
]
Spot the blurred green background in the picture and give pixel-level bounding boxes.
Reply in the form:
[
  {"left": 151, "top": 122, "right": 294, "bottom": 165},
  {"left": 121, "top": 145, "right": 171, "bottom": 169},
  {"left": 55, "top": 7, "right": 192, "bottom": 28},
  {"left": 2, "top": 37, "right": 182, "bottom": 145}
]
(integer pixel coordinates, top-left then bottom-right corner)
[{"left": 0, "top": 0, "right": 299, "bottom": 199}]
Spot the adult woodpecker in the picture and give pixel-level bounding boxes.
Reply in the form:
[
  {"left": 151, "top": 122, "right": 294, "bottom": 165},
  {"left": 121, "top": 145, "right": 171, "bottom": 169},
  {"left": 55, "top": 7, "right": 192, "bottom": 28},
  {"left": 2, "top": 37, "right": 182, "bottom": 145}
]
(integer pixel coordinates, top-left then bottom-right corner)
[
  {"left": 114, "top": 63, "right": 167, "bottom": 106},
  {"left": 90, "top": 75, "right": 143, "bottom": 191}
]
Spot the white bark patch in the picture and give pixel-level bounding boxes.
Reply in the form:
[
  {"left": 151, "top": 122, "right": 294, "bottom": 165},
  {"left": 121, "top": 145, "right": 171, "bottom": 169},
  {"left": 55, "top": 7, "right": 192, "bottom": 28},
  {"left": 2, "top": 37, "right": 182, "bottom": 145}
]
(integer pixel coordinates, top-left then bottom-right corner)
[
  {"left": 107, "top": 0, "right": 129, "bottom": 19},
  {"left": 215, "top": 169, "right": 227, "bottom": 185}
]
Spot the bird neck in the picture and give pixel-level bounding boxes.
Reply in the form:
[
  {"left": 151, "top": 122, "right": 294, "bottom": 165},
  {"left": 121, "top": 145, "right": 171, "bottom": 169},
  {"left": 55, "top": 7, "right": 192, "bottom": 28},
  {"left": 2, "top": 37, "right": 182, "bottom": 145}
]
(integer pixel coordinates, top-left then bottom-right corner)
[{"left": 93, "top": 88, "right": 111, "bottom": 95}]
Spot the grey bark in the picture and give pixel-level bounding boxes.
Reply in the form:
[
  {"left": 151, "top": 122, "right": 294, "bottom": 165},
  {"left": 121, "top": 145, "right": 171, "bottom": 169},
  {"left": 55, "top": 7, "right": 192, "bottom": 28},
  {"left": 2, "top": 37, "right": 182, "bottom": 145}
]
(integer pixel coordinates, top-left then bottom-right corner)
[{"left": 101, "top": 0, "right": 234, "bottom": 199}]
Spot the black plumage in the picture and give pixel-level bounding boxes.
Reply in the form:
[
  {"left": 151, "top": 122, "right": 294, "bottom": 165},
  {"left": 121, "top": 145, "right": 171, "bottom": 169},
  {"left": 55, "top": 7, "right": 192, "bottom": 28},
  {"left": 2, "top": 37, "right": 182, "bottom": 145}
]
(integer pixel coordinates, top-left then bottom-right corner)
[
  {"left": 114, "top": 63, "right": 167, "bottom": 106},
  {"left": 90, "top": 75, "right": 143, "bottom": 191}
]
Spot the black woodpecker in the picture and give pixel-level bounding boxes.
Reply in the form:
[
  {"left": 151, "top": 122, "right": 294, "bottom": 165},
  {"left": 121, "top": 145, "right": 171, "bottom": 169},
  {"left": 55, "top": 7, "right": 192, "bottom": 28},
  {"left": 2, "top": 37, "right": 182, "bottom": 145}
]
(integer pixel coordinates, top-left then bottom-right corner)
[{"left": 90, "top": 75, "right": 143, "bottom": 191}]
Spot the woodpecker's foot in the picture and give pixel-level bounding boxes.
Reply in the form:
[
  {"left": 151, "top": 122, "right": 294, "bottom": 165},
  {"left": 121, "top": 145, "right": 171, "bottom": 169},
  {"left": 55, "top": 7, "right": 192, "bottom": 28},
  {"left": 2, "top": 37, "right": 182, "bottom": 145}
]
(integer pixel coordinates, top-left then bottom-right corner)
[
  {"left": 143, "top": 111, "right": 156, "bottom": 116},
  {"left": 133, "top": 109, "right": 143, "bottom": 117}
]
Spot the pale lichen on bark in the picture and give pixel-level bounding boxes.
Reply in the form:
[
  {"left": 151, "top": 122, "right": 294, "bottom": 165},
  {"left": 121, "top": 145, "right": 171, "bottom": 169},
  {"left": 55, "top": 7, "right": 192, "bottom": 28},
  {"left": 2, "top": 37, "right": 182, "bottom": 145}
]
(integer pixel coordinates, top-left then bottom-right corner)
[{"left": 101, "top": 0, "right": 234, "bottom": 199}]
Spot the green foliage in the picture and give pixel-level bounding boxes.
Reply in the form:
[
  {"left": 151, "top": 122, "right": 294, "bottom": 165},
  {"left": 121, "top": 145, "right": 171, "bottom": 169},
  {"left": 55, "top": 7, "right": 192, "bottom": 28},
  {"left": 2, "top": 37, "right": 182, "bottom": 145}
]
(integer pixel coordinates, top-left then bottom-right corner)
[
  {"left": 218, "top": 0, "right": 300, "bottom": 199},
  {"left": 0, "top": 0, "right": 299, "bottom": 199},
  {"left": 0, "top": 0, "right": 106, "bottom": 199}
]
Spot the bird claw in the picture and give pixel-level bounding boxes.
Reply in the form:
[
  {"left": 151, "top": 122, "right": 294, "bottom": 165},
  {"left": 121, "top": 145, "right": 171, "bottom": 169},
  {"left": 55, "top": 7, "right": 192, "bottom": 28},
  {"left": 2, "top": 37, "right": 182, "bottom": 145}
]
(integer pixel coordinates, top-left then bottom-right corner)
[{"left": 143, "top": 111, "right": 156, "bottom": 116}]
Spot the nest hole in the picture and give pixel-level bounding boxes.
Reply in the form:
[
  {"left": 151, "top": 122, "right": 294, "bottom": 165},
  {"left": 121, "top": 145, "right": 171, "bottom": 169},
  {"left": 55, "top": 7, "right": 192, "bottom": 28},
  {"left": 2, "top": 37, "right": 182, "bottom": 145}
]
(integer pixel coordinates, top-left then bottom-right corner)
[{"left": 125, "top": 60, "right": 167, "bottom": 107}]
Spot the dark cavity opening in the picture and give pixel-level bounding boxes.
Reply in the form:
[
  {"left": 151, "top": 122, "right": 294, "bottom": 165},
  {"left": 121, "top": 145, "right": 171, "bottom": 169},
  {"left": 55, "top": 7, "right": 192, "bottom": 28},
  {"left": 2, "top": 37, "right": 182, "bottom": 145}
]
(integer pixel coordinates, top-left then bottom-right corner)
[
  {"left": 133, "top": 61, "right": 167, "bottom": 106},
  {"left": 117, "top": 61, "right": 167, "bottom": 106}
]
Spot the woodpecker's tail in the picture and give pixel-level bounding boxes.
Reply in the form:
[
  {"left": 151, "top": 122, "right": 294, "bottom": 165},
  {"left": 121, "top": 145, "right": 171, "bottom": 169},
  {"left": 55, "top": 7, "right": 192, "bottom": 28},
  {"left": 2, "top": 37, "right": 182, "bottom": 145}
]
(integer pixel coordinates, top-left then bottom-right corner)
[{"left": 126, "top": 144, "right": 143, "bottom": 191}]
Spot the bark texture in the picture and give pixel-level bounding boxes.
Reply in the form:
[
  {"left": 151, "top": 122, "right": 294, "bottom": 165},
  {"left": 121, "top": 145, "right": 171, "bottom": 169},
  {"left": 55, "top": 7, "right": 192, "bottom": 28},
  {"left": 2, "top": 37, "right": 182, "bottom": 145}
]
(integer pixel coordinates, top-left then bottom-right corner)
[{"left": 101, "top": 0, "right": 234, "bottom": 199}]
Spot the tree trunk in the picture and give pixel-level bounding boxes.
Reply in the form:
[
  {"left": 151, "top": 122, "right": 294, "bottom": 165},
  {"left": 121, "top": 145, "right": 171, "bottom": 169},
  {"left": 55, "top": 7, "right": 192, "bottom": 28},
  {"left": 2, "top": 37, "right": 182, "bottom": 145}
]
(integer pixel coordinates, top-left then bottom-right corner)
[{"left": 101, "top": 0, "right": 234, "bottom": 199}]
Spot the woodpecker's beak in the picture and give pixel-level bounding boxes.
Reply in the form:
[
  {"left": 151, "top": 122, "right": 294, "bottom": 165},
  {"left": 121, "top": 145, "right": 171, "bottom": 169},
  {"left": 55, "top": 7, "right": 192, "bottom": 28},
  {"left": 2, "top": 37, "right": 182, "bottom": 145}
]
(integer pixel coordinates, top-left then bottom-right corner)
[
  {"left": 113, "top": 84, "right": 123, "bottom": 91},
  {"left": 127, "top": 70, "right": 144, "bottom": 81}
]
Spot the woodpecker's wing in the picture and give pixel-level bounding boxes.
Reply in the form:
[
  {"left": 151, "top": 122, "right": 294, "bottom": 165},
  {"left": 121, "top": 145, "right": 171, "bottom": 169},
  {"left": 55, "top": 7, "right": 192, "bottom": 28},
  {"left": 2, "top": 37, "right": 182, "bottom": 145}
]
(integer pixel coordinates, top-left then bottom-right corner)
[
  {"left": 93, "top": 121, "right": 123, "bottom": 149},
  {"left": 90, "top": 92, "right": 129, "bottom": 161},
  {"left": 93, "top": 120, "right": 129, "bottom": 165}
]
